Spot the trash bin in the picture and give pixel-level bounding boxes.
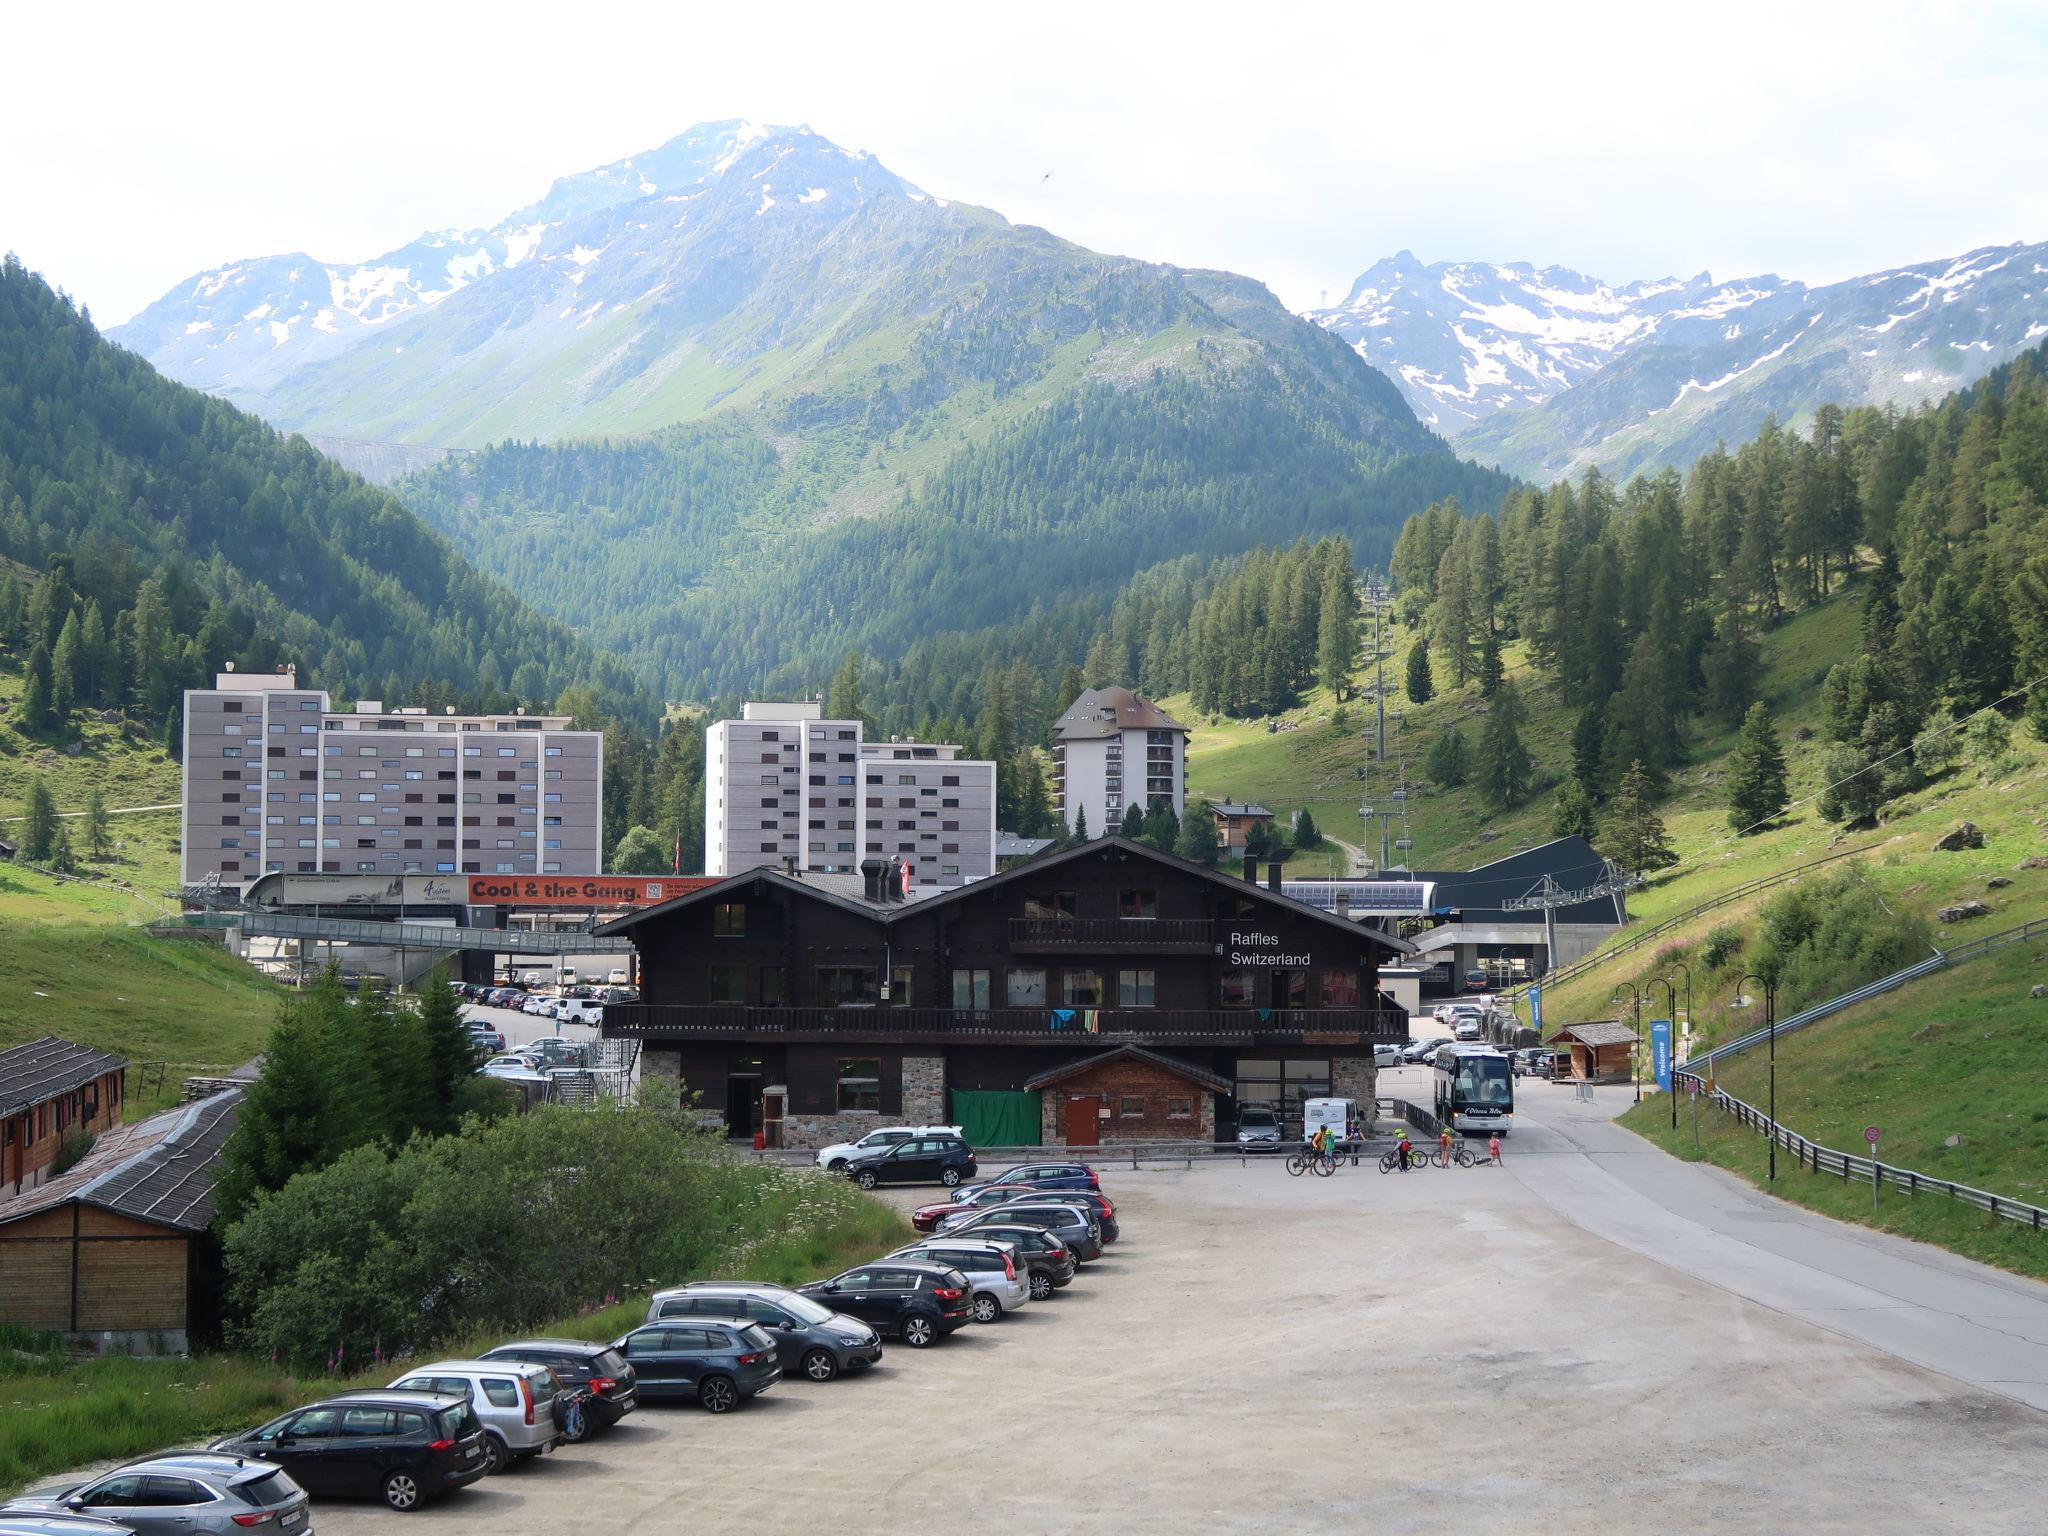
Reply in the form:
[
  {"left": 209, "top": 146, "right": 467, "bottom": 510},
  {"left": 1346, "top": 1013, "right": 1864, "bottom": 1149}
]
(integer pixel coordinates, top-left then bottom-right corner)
[{"left": 753, "top": 1129, "right": 766, "bottom": 1151}]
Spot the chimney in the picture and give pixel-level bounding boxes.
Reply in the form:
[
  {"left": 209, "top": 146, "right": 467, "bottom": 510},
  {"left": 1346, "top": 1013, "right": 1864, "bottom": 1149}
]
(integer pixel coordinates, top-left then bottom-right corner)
[
  {"left": 1266, "top": 857, "right": 1287, "bottom": 893},
  {"left": 782, "top": 855, "right": 798, "bottom": 876},
  {"left": 861, "top": 858, "right": 888, "bottom": 904},
  {"left": 1336, "top": 890, "right": 1351, "bottom": 919},
  {"left": 1241, "top": 858, "right": 1260, "bottom": 884}
]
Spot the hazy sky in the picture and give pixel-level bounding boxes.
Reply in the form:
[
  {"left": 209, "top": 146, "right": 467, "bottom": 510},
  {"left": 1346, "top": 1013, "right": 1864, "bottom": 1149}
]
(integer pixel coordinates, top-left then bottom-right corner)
[{"left": 9, "top": 0, "right": 2048, "bottom": 325}]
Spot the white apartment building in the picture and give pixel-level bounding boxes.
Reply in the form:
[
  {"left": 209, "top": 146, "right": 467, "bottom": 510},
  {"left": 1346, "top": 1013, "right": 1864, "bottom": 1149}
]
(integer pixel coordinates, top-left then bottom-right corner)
[
  {"left": 705, "top": 702, "right": 996, "bottom": 886},
  {"left": 1050, "top": 686, "right": 1188, "bottom": 834},
  {"left": 180, "top": 667, "right": 602, "bottom": 894}
]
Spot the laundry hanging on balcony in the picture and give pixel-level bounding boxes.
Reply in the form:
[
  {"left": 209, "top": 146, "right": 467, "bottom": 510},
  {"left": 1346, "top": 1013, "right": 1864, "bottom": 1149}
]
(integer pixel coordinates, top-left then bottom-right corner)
[{"left": 1049, "top": 1009, "right": 1076, "bottom": 1031}]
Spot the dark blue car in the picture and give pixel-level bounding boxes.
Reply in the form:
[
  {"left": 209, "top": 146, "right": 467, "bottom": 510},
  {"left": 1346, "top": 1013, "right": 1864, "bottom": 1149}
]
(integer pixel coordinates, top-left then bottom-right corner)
[{"left": 975, "top": 1161, "right": 1099, "bottom": 1195}]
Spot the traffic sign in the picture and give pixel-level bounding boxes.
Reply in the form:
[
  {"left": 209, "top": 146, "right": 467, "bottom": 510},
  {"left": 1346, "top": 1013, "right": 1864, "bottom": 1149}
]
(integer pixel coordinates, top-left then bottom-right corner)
[{"left": 1865, "top": 1125, "right": 1882, "bottom": 1146}]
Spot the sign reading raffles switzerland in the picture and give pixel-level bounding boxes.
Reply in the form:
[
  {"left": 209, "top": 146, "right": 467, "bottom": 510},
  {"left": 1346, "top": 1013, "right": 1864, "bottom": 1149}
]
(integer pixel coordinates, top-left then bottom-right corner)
[{"left": 1222, "top": 927, "right": 1313, "bottom": 968}]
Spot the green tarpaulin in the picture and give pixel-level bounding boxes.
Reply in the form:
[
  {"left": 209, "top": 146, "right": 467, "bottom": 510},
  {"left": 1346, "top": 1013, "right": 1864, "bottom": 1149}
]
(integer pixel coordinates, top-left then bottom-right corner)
[{"left": 953, "top": 1089, "right": 1041, "bottom": 1148}]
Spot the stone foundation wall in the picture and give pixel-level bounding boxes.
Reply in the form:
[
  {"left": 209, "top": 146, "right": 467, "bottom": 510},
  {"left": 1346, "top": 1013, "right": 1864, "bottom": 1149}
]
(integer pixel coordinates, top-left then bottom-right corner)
[
  {"left": 901, "top": 1055, "right": 946, "bottom": 1126},
  {"left": 782, "top": 1113, "right": 889, "bottom": 1153}
]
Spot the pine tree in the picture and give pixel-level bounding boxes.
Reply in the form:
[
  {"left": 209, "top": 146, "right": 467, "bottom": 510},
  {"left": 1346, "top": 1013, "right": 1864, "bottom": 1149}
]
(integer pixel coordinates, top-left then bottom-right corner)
[
  {"left": 1121, "top": 804, "right": 1148, "bottom": 839},
  {"left": 1605, "top": 760, "right": 1678, "bottom": 873},
  {"left": 1550, "top": 779, "right": 1598, "bottom": 840},
  {"left": 1293, "top": 809, "right": 1323, "bottom": 849},
  {"left": 411, "top": 966, "right": 474, "bottom": 1137},
  {"left": 1072, "top": 805, "right": 1090, "bottom": 843},
  {"left": 0, "top": 571, "right": 24, "bottom": 653},
  {"left": 826, "top": 652, "right": 873, "bottom": 728},
  {"left": 51, "top": 610, "right": 83, "bottom": 721},
  {"left": 1175, "top": 801, "right": 1218, "bottom": 864},
  {"left": 1725, "top": 703, "right": 1790, "bottom": 833},
  {"left": 1404, "top": 639, "right": 1434, "bottom": 705},
  {"left": 1476, "top": 626, "right": 1504, "bottom": 698},
  {"left": 83, "top": 786, "right": 110, "bottom": 859},
  {"left": 22, "top": 778, "right": 58, "bottom": 862},
  {"left": 20, "top": 639, "right": 54, "bottom": 735},
  {"left": 1571, "top": 699, "right": 1607, "bottom": 790},
  {"left": 1476, "top": 681, "right": 1533, "bottom": 808},
  {"left": 1315, "top": 542, "right": 1357, "bottom": 699},
  {"left": 215, "top": 989, "right": 348, "bottom": 1220},
  {"left": 1704, "top": 606, "right": 1761, "bottom": 721},
  {"left": 1424, "top": 726, "right": 1471, "bottom": 788},
  {"left": 46, "top": 821, "right": 76, "bottom": 874}
]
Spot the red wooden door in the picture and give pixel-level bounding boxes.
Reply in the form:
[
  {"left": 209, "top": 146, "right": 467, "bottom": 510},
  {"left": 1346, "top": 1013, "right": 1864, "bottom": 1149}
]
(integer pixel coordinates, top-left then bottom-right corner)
[{"left": 1064, "top": 1095, "right": 1100, "bottom": 1147}]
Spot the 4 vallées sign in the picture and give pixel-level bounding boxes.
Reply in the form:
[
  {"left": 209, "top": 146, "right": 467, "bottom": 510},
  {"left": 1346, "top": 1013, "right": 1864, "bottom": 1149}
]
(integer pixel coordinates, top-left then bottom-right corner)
[{"left": 1221, "top": 928, "right": 1315, "bottom": 968}]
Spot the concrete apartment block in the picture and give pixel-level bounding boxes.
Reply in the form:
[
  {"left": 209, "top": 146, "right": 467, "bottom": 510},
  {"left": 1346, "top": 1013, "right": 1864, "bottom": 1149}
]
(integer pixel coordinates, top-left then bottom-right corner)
[
  {"left": 180, "top": 670, "right": 603, "bottom": 893},
  {"left": 1051, "top": 686, "right": 1188, "bottom": 834}
]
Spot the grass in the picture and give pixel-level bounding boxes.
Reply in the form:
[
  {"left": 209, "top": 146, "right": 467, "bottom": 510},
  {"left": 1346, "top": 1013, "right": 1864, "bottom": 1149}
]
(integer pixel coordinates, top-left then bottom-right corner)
[
  {"left": 1619, "top": 937, "right": 2048, "bottom": 1280},
  {"left": 0, "top": 1165, "right": 911, "bottom": 1497}
]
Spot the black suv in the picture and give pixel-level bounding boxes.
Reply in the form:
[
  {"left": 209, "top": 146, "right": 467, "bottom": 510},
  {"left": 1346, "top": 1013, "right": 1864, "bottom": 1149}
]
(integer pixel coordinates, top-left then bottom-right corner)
[
  {"left": 212, "top": 1391, "right": 488, "bottom": 1511},
  {"left": 948, "top": 1201, "right": 1103, "bottom": 1261},
  {"left": 844, "top": 1134, "right": 978, "bottom": 1189},
  {"left": 478, "top": 1338, "right": 637, "bottom": 1438},
  {"left": 797, "top": 1261, "right": 973, "bottom": 1346}
]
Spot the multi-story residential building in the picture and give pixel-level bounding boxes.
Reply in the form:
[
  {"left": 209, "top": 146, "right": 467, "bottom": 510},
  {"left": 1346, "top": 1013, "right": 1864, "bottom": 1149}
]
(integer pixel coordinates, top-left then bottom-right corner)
[
  {"left": 1050, "top": 687, "right": 1188, "bottom": 834},
  {"left": 180, "top": 667, "right": 602, "bottom": 894},
  {"left": 705, "top": 702, "right": 997, "bottom": 888},
  {"left": 856, "top": 740, "right": 997, "bottom": 887}
]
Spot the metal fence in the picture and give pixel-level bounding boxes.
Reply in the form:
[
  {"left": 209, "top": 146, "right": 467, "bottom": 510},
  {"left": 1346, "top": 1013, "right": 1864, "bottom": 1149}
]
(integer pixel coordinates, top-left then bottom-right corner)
[{"left": 1673, "top": 1069, "right": 2048, "bottom": 1231}]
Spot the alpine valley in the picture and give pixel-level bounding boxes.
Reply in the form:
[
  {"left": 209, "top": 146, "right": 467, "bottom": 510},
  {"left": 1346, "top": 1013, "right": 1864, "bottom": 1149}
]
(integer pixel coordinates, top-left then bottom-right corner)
[
  {"left": 1310, "top": 245, "right": 2048, "bottom": 482},
  {"left": 113, "top": 122, "right": 1508, "bottom": 700}
]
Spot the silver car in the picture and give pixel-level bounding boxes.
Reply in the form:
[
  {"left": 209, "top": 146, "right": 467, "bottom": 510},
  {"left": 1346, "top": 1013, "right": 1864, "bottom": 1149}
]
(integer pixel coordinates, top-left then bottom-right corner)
[
  {"left": 1235, "top": 1104, "right": 1281, "bottom": 1149},
  {"left": 2, "top": 1455, "right": 312, "bottom": 1536},
  {"left": 0, "top": 1518, "right": 133, "bottom": 1536},
  {"left": 389, "top": 1359, "right": 562, "bottom": 1474},
  {"left": 887, "top": 1238, "right": 1031, "bottom": 1322}
]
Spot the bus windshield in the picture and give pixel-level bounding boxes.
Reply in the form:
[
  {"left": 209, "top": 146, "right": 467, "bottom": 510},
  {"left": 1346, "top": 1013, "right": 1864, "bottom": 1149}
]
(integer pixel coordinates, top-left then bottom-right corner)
[{"left": 1451, "top": 1056, "right": 1512, "bottom": 1105}]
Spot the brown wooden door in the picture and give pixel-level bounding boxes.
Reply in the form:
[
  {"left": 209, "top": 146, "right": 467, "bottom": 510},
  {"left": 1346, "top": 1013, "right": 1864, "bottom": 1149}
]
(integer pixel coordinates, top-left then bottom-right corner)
[{"left": 1065, "top": 1095, "right": 1100, "bottom": 1147}]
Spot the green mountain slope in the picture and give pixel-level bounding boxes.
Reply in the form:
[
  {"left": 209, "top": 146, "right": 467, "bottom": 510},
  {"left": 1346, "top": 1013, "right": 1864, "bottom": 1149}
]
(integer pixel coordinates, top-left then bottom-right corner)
[{"left": 0, "top": 255, "right": 634, "bottom": 709}]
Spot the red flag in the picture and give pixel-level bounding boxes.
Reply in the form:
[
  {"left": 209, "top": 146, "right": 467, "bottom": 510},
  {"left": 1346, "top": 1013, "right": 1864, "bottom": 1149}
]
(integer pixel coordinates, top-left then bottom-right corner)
[{"left": 672, "top": 833, "right": 682, "bottom": 874}]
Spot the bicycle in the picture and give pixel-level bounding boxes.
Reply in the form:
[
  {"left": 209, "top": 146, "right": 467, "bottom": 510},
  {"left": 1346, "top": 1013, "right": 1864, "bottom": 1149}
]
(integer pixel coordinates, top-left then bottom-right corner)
[
  {"left": 1378, "top": 1147, "right": 1420, "bottom": 1173},
  {"left": 1290, "top": 1145, "right": 1339, "bottom": 1176}
]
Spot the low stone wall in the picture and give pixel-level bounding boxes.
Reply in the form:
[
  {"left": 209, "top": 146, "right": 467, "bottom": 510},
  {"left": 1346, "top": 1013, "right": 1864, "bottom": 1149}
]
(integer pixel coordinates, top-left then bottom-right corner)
[{"left": 783, "top": 1113, "right": 890, "bottom": 1153}]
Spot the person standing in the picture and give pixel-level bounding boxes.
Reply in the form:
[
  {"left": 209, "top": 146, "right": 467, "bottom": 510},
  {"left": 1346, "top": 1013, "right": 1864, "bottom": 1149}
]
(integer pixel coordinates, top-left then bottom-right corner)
[{"left": 1488, "top": 1131, "right": 1503, "bottom": 1165}]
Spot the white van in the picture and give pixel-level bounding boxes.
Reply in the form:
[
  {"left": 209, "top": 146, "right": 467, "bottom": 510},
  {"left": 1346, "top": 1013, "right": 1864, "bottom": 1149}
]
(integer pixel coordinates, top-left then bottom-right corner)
[{"left": 1302, "top": 1096, "right": 1366, "bottom": 1150}]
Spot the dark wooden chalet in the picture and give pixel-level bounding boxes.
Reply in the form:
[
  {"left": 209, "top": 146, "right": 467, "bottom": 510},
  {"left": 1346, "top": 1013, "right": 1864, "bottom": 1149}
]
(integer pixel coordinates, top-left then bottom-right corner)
[
  {"left": 598, "top": 836, "right": 1409, "bottom": 1148},
  {"left": 1, "top": 1036, "right": 126, "bottom": 1199}
]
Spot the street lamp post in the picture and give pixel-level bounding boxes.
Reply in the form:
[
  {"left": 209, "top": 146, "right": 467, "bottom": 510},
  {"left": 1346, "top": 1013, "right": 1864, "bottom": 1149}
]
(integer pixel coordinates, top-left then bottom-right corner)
[
  {"left": 1735, "top": 972, "right": 1779, "bottom": 1181},
  {"left": 1647, "top": 977, "right": 1677, "bottom": 1128},
  {"left": 1663, "top": 960, "right": 1693, "bottom": 1131},
  {"left": 1611, "top": 982, "right": 1643, "bottom": 1105}
]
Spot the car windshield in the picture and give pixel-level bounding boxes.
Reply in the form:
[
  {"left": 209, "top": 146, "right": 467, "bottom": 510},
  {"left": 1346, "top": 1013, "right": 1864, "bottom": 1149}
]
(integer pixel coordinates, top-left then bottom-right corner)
[
  {"left": 1452, "top": 1056, "right": 1514, "bottom": 1104},
  {"left": 781, "top": 1295, "right": 836, "bottom": 1324},
  {"left": 1240, "top": 1108, "right": 1277, "bottom": 1126}
]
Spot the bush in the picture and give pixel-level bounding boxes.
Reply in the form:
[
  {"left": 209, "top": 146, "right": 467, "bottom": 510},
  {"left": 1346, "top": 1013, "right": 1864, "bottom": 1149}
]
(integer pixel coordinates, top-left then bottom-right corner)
[
  {"left": 222, "top": 1093, "right": 884, "bottom": 1368},
  {"left": 1702, "top": 924, "right": 1745, "bottom": 969},
  {"left": 1754, "top": 869, "right": 1931, "bottom": 1012}
]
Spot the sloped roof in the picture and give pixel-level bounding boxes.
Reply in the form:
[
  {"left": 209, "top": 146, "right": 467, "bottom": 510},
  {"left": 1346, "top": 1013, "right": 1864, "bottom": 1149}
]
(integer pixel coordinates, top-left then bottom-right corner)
[
  {"left": 995, "top": 835, "right": 1056, "bottom": 859},
  {"left": 1209, "top": 802, "right": 1273, "bottom": 818},
  {"left": 1022, "top": 1045, "right": 1233, "bottom": 1095},
  {"left": 1053, "top": 687, "right": 1187, "bottom": 741},
  {"left": 0, "top": 1036, "right": 127, "bottom": 1117},
  {"left": 0, "top": 1089, "right": 242, "bottom": 1233},
  {"left": 1545, "top": 1020, "right": 1638, "bottom": 1049}
]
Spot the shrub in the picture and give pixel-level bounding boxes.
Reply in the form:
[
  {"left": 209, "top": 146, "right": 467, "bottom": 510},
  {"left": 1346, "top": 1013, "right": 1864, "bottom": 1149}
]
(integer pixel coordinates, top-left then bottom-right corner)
[
  {"left": 1702, "top": 924, "right": 1745, "bottom": 970},
  {"left": 1753, "top": 869, "right": 1931, "bottom": 1011}
]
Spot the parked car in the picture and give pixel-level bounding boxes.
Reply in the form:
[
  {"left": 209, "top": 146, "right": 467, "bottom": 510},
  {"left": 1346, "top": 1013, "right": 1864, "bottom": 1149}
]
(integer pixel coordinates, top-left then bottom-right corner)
[
  {"left": 3, "top": 1455, "right": 315, "bottom": 1535},
  {"left": 1454, "top": 1018, "right": 1485, "bottom": 1042},
  {"left": 478, "top": 1053, "right": 545, "bottom": 1078},
  {"left": 525, "top": 1036, "right": 590, "bottom": 1068},
  {"left": 0, "top": 1516, "right": 134, "bottom": 1536},
  {"left": 1511, "top": 1048, "right": 1551, "bottom": 1078},
  {"left": 1402, "top": 1037, "right": 1452, "bottom": 1064},
  {"left": 477, "top": 1339, "right": 638, "bottom": 1439},
  {"left": 945, "top": 1201, "right": 1102, "bottom": 1261},
  {"left": 797, "top": 1260, "right": 972, "bottom": 1346},
  {"left": 1235, "top": 1104, "right": 1281, "bottom": 1148},
  {"left": 933, "top": 1222, "right": 1077, "bottom": 1298},
  {"left": 612, "top": 1319, "right": 782, "bottom": 1410},
  {"left": 387, "top": 1359, "right": 563, "bottom": 1474},
  {"left": 466, "top": 1025, "right": 506, "bottom": 1054},
  {"left": 953, "top": 1185, "right": 1119, "bottom": 1242},
  {"left": 1464, "top": 968, "right": 1492, "bottom": 989},
  {"left": 843, "top": 1133, "right": 977, "bottom": 1188},
  {"left": 645, "top": 1282, "right": 883, "bottom": 1381},
  {"left": 1373, "top": 1042, "right": 1405, "bottom": 1067},
  {"left": 885, "top": 1239, "right": 1031, "bottom": 1322},
  {"left": 555, "top": 998, "right": 604, "bottom": 1026},
  {"left": 973, "top": 1160, "right": 1099, "bottom": 1193},
  {"left": 814, "top": 1123, "right": 965, "bottom": 1172},
  {"left": 210, "top": 1392, "right": 485, "bottom": 1511}
]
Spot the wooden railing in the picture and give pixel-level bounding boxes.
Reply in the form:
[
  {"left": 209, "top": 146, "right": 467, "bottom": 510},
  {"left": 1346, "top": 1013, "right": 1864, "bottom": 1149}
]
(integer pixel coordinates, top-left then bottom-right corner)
[
  {"left": 1006, "top": 916, "right": 1214, "bottom": 950},
  {"left": 602, "top": 1004, "right": 1406, "bottom": 1045}
]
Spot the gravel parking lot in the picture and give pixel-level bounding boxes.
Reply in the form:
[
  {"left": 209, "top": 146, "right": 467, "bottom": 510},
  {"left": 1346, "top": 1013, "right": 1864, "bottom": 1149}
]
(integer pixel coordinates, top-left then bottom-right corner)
[{"left": 303, "top": 1148, "right": 2048, "bottom": 1536}]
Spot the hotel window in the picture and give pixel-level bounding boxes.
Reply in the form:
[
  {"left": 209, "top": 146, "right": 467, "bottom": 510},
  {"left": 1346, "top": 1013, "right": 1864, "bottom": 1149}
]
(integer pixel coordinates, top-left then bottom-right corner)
[
  {"left": 817, "top": 966, "right": 878, "bottom": 1007},
  {"left": 1006, "top": 968, "right": 1047, "bottom": 1006},
  {"left": 1319, "top": 969, "right": 1361, "bottom": 1007},
  {"left": 545, "top": 746, "right": 563, "bottom": 756},
  {"left": 1220, "top": 972, "right": 1256, "bottom": 1008},
  {"left": 836, "top": 1059, "right": 881, "bottom": 1113},
  {"left": 941, "top": 864, "right": 958, "bottom": 876},
  {"left": 1118, "top": 889, "right": 1158, "bottom": 919},
  {"left": 1119, "top": 969, "right": 1156, "bottom": 1007},
  {"left": 890, "top": 965, "right": 915, "bottom": 1005},
  {"left": 498, "top": 747, "right": 515, "bottom": 757},
  {"left": 708, "top": 963, "right": 747, "bottom": 1004},
  {"left": 1167, "top": 1096, "right": 1194, "bottom": 1119},
  {"left": 712, "top": 903, "right": 747, "bottom": 938},
  {"left": 759, "top": 966, "right": 785, "bottom": 1005},
  {"left": 952, "top": 969, "right": 991, "bottom": 1011},
  {"left": 222, "top": 746, "right": 241, "bottom": 757},
  {"left": 1058, "top": 968, "right": 1104, "bottom": 1007},
  {"left": 1023, "top": 890, "right": 1076, "bottom": 920},
  {"left": 1284, "top": 971, "right": 1311, "bottom": 1008}
]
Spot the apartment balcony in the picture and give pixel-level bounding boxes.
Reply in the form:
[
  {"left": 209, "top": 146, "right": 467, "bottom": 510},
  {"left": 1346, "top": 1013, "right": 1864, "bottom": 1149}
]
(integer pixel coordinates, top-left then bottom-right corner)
[
  {"left": 1006, "top": 916, "right": 1212, "bottom": 952},
  {"left": 602, "top": 1004, "right": 1405, "bottom": 1047}
]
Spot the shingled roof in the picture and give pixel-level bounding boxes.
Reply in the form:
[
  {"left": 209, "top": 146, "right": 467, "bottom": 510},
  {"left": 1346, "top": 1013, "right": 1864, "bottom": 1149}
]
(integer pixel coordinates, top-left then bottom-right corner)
[
  {"left": 0, "top": 1036, "right": 127, "bottom": 1117},
  {"left": 0, "top": 1089, "right": 242, "bottom": 1233},
  {"left": 1052, "top": 687, "right": 1187, "bottom": 741}
]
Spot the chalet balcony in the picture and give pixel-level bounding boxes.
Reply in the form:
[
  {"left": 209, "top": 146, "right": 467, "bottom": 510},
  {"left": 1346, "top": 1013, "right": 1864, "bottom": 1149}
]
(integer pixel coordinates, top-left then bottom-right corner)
[
  {"left": 1007, "top": 916, "right": 1213, "bottom": 952},
  {"left": 601, "top": 1004, "right": 1406, "bottom": 1047}
]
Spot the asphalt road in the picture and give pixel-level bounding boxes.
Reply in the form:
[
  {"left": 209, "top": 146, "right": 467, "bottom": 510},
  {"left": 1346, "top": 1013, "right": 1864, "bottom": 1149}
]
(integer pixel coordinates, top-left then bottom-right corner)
[{"left": 296, "top": 1108, "right": 2048, "bottom": 1534}]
